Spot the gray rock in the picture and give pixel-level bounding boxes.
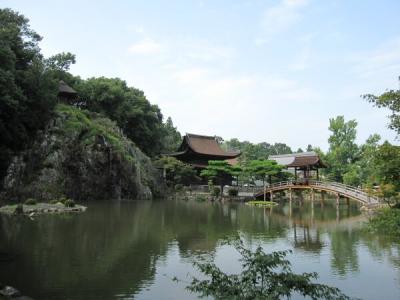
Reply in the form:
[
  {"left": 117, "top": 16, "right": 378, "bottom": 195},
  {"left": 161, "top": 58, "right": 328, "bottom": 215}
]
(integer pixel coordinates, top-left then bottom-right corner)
[{"left": 0, "top": 286, "right": 21, "bottom": 297}]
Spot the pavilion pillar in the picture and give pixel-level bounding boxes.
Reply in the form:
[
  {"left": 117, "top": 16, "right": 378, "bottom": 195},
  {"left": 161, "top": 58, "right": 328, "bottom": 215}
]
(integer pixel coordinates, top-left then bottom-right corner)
[
  {"left": 311, "top": 188, "right": 315, "bottom": 202},
  {"left": 316, "top": 168, "right": 319, "bottom": 181},
  {"left": 336, "top": 193, "right": 340, "bottom": 207},
  {"left": 270, "top": 190, "right": 274, "bottom": 201},
  {"left": 295, "top": 168, "right": 297, "bottom": 180}
]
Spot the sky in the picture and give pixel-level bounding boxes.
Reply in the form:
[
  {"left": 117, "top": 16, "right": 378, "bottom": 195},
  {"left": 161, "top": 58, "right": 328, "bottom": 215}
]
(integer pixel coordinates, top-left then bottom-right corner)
[{"left": 2, "top": 0, "right": 400, "bottom": 151}]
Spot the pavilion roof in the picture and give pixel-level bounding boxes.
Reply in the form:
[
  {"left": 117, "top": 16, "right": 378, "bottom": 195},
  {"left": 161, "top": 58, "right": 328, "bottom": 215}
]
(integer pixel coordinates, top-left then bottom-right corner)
[
  {"left": 269, "top": 151, "right": 327, "bottom": 168},
  {"left": 58, "top": 80, "right": 77, "bottom": 95},
  {"left": 171, "top": 133, "right": 241, "bottom": 158}
]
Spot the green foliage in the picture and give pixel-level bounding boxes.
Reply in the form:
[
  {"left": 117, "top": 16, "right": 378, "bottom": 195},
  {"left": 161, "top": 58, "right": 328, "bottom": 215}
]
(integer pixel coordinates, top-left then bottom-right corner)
[
  {"left": 223, "top": 139, "right": 292, "bottom": 163},
  {"left": 186, "top": 239, "right": 350, "bottom": 300},
  {"left": 372, "top": 142, "right": 400, "bottom": 190},
  {"left": 200, "top": 160, "right": 234, "bottom": 196},
  {"left": 24, "top": 198, "right": 37, "bottom": 205},
  {"left": 245, "top": 159, "right": 283, "bottom": 184},
  {"left": 228, "top": 188, "right": 238, "bottom": 197},
  {"left": 161, "top": 117, "right": 182, "bottom": 153},
  {"left": 363, "top": 80, "right": 400, "bottom": 135},
  {"left": 64, "top": 199, "right": 75, "bottom": 207},
  {"left": 212, "top": 186, "right": 220, "bottom": 197},
  {"left": 14, "top": 204, "right": 23, "bottom": 215},
  {"left": 247, "top": 200, "right": 277, "bottom": 207},
  {"left": 174, "top": 184, "right": 183, "bottom": 192},
  {"left": 367, "top": 208, "right": 400, "bottom": 236},
  {"left": 0, "top": 8, "right": 59, "bottom": 182},
  {"left": 74, "top": 77, "right": 165, "bottom": 156},
  {"left": 49, "top": 200, "right": 59, "bottom": 205},
  {"left": 325, "top": 116, "right": 358, "bottom": 182},
  {"left": 195, "top": 195, "right": 206, "bottom": 202},
  {"left": 155, "top": 156, "right": 198, "bottom": 186}
]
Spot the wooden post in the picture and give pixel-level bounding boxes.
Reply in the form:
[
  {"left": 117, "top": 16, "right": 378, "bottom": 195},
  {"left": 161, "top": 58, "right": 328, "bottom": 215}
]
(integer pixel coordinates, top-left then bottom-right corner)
[
  {"left": 263, "top": 179, "right": 266, "bottom": 202},
  {"left": 311, "top": 188, "right": 315, "bottom": 202},
  {"left": 316, "top": 168, "right": 319, "bottom": 180},
  {"left": 336, "top": 193, "right": 340, "bottom": 206},
  {"left": 270, "top": 190, "right": 274, "bottom": 201}
]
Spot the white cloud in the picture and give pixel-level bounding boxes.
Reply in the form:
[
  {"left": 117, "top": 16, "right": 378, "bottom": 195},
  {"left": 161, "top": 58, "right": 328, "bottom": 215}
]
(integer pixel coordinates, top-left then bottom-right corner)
[
  {"left": 128, "top": 38, "right": 163, "bottom": 55},
  {"left": 257, "top": 0, "right": 310, "bottom": 44},
  {"left": 351, "top": 37, "right": 400, "bottom": 78}
]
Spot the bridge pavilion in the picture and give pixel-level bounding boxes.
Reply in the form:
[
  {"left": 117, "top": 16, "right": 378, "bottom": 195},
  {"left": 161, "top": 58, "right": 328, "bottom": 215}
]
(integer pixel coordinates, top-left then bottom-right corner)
[{"left": 269, "top": 151, "right": 327, "bottom": 181}]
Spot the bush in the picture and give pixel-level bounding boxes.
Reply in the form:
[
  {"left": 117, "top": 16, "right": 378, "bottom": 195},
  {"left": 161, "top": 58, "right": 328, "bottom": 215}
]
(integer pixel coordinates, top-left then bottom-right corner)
[
  {"left": 174, "top": 184, "right": 184, "bottom": 192},
  {"left": 183, "top": 238, "right": 350, "bottom": 300},
  {"left": 212, "top": 187, "right": 220, "bottom": 197},
  {"left": 64, "top": 199, "right": 75, "bottom": 207},
  {"left": 14, "top": 204, "right": 24, "bottom": 215},
  {"left": 49, "top": 200, "right": 59, "bottom": 204},
  {"left": 24, "top": 198, "right": 37, "bottom": 205},
  {"left": 367, "top": 207, "right": 400, "bottom": 236},
  {"left": 228, "top": 188, "right": 238, "bottom": 197},
  {"left": 195, "top": 195, "right": 206, "bottom": 202}
]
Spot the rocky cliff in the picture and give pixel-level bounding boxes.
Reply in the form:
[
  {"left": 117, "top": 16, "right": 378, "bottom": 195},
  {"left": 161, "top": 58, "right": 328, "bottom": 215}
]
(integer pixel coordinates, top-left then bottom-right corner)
[{"left": 1, "top": 104, "right": 163, "bottom": 201}]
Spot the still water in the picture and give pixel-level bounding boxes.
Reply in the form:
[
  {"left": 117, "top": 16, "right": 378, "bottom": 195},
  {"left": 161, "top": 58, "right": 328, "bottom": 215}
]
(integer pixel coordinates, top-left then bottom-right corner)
[{"left": 0, "top": 195, "right": 399, "bottom": 299}]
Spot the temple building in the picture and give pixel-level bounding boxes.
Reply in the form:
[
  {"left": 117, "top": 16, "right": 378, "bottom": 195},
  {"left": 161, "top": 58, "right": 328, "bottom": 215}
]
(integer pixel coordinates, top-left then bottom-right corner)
[
  {"left": 170, "top": 133, "right": 240, "bottom": 173},
  {"left": 269, "top": 151, "right": 327, "bottom": 180}
]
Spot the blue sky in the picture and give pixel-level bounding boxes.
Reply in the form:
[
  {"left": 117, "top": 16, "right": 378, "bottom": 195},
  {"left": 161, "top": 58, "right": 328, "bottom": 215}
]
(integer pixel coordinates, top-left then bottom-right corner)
[{"left": 3, "top": 0, "right": 400, "bottom": 150}]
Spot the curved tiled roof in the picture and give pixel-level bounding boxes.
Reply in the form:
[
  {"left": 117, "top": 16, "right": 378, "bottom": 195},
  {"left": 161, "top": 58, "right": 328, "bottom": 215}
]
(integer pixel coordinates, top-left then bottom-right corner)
[{"left": 269, "top": 151, "right": 326, "bottom": 168}]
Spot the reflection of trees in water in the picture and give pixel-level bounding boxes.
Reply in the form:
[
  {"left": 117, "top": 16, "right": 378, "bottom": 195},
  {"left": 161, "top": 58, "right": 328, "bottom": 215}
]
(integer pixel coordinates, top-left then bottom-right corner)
[
  {"left": 328, "top": 230, "right": 360, "bottom": 276},
  {"left": 1, "top": 199, "right": 399, "bottom": 299},
  {"left": 292, "top": 223, "right": 324, "bottom": 253}
]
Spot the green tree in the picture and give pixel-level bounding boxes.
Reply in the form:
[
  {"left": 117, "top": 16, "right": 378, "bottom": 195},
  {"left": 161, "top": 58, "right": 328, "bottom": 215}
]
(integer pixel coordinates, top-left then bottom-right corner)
[
  {"left": 325, "top": 116, "right": 358, "bottom": 182},
  {"left": 246, "top": 160, "right": 283, "bottom": 201},
  {"left": 185, "top": 239, "right": 350, "bottom": 300},
  {"left": 373, "top": 141, "right": 400, "bottom": 190},
  {"left": 161, "top": 117, "right": 182, "bottom": 153},
  {"left": 200, "top": 161, "right": 233, "bottom": 197},
  {"left": 75, "top": 77, "right": 165, "bottom": 156},
  {"left": 0, "top": 8, "right": 59, "bottom": 184},
  {"left": 363, "top": 78, "right": 400, "bottom": 135},
  {"left": 154, "top": 157, "right": 197, "bottom": 186}
]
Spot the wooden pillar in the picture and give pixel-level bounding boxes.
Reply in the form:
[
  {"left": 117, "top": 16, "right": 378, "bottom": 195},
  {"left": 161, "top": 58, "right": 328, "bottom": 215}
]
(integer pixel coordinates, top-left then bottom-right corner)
[
  {"left": 270, "top": 190, "right": 274, "bottom": 201},
  {"left": 295, "top": 168, "right": 297, "bottom": 180},
  {"left": 346, "top": 198, "right": 350, "bottom": 206},
  {"left": 311, "top": 188, "right": 315, "bottom": 202},
  {"left": 316, "top": 168, "right": 319, "bottom": 181},
  {"left": 336, "top": 193, "right": 340, "bottom": 206}
]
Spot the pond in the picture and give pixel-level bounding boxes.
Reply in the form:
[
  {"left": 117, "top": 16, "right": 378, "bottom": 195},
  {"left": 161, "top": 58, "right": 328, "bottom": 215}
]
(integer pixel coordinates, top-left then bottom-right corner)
[{"left": 0, "top": 194, "right": 399, "bottom": 299}]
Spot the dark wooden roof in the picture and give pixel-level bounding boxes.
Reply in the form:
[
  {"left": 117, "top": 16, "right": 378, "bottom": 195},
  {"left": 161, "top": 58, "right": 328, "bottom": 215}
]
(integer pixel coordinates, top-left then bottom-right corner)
[
  {"left": 269, "top": 151, "right": 327, "bottom": 169},
  {"left": 58, "top": 80, "right": 77, "bottom": 95},
  {"left": 171, "top": 133, "right": 240, "bottom": 158}
]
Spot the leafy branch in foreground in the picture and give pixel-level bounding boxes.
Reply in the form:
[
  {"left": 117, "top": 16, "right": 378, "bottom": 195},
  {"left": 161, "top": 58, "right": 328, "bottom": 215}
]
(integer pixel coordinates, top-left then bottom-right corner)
[{"left": 185, "top": 239, "right": 351, "bottom": 300}]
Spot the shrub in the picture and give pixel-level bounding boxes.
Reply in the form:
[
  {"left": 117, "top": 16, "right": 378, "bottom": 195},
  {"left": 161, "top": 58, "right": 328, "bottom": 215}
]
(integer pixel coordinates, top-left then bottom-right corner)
[
  {"left": 195, "top": 195, "right": 206, "bottom": 202},
  {"left": 14, "top": 204, "right": 24, "bottom": 215},
  {"left": 228, "top": 188, "right": 238, "bottom": 197},
  {"left": 367, "top": 207, "right": 400, "bottom": 236},
  {"left": 64, "top": 199, "right": 75, "bottom": 207},
  {"left": 212, "top": 187, "right": 220, "bottom": 197},
  {"left": 49, "top": 200, "right": 58, "bottom": 204},
  {"left": 174, "top": 184, "right": 183, "bottom": 192},
  {"left": 24, "top": 198, "right": 37, "bottom": 205},
  {"left": 182, "top": 238, "right": 350, "bottom": 300}
]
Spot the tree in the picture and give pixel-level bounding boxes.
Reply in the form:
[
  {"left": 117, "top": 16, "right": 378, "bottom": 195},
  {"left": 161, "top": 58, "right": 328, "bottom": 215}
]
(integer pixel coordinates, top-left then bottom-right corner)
[
  {"left": 245, "top": 160, "right": 283, "bottom": 201},
  {"left": 0, "top": 8, "right": 59, "bottom": 185},
  {"left": 200, "top": 161, "right": 234, "bottom": 197},
  {"left": 325, "top": 116, "right": 358, "bottom": 182},
  {"left": 75, "top": 77, "right": 165, "bottom": 156},
  {"left": 363, "top": 78, "right": 400, "bottom": 135},
  {"left": 154, "top": 157, "right": 197, "bottom": 187},
  {"left": 161, "top": 117, "right": 182, "bottom": 153},
  {"left": 184, "top": 238, "right": 350, "bottom": 300},
  {"left": 372, "top": 141, "right": 400, "bottom": 190}
]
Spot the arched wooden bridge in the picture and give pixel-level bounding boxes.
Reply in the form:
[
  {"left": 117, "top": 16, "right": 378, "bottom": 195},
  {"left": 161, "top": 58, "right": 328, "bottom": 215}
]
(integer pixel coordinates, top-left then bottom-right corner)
[{"left": 254, "top": 180, "right": 380, "bottom": 206}]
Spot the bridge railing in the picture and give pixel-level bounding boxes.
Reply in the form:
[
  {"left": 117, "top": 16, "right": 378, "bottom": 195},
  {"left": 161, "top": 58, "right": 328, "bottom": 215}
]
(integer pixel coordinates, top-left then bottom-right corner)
[{"left": 254, "top": 179, "right": 380, "bottom": 204}]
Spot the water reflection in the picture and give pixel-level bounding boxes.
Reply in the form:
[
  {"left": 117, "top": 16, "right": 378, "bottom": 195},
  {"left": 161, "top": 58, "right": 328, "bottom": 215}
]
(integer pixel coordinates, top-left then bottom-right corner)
[{"left": 0, "top": 194, "right": 399, "bottom": 300}]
